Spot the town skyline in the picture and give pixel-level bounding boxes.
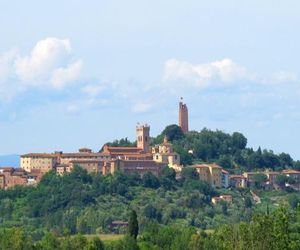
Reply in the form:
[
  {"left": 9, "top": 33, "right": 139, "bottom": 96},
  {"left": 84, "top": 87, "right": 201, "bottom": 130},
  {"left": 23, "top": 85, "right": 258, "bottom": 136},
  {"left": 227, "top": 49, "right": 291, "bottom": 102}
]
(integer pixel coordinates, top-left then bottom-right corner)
[{"left": 1, "top": 1, "right": 300, "bottom": 160}]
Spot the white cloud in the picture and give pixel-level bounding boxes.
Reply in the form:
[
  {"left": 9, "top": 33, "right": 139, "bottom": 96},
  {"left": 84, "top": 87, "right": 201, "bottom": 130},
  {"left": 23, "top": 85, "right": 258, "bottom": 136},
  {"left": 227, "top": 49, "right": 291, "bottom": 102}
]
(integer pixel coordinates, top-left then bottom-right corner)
[
  {"left": 163, "top": 58, "right": 247, "bottom": 89},
  {"left": 0, "top": 38, "right": 83, "bottom": 102},
  {"left": 15, "top": 38, "right": 72, "bottom": 85},
  {"left": 81, "top": 84, "right": 105, "bottom": 97},
  {"left": 132, "top": 101, "right": 152, "bottom": 113},
  {"left": 51, "top": 60, "right": 82, "bottom": 89},
  {"left": 0, "top": 49, "right": 18, "bottom": 83},
  {"left": 163, "top": 58, "right": 299, "bottom": 91}
]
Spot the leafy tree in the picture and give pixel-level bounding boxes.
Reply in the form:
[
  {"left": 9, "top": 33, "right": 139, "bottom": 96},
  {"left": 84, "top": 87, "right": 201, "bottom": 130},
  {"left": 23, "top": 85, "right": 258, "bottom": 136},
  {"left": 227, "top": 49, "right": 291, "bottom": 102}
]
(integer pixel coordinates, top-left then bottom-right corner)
[
  {"left": 252, "top": 173, "right": 267, "bottom": 188},
  {"left": 161, "top": 124, "right": 184, "bottom": 141},
  {"left": 84, "top": 237, "right": 104, "bottom": 250},
  {"left": 217, "top": 155, "right": 233, "bottom": 169},
  {"left": 128, "top": 210, "right": 139, "bottom": 239},
  {"left": 159, "top": 167, "right": 176, "bottom": 189},
  {"left": 142, "top": 172, "right": 160, "bottom": 188},
  {"left": 244, "top": 196, "right": 252, "bottom": 208},
  {"left": 188, "top": 233, "right": 204, "bottom": 250},
  {"left": 181, "top": 167, "right": 199, "bottom": 183},
  {"left": 143, "top": 204, "right": 162, "bottom": 221},
  {"left": 38, "top": 232, "right": 61, "bottom": 250},
  {"left": 275, "top": 174, "right": 289, "bottom": 188},
  {"left": 279, "top": 153, "right": 293, "bottom": 167},
  {"left": 231, "top": 132, "right": 247, "bottom": 150}
]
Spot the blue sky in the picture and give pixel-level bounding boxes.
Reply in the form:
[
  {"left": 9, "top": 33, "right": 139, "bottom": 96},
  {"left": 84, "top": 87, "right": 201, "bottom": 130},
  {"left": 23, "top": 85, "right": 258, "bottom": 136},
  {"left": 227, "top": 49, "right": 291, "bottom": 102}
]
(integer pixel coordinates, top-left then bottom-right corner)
[{"left": 1, "top": 0, "right": 300, "bottom": 160}]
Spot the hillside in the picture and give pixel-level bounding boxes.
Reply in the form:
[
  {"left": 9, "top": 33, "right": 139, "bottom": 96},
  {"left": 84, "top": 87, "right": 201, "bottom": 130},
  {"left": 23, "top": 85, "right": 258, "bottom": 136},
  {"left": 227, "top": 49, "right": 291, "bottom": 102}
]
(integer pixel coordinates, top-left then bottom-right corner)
[
  {"left": 152, "top": 125, "right": 299, "bottom": 172},
  {"left": 0, "top": 165, "right": 299, "bottom": 238}
]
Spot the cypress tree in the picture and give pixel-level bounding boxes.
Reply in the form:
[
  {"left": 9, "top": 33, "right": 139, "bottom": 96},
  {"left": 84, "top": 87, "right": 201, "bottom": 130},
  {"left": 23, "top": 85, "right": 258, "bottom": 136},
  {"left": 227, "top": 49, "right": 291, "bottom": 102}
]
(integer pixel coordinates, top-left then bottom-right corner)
[{"left": 128, "top": 209, "right": 139, "bottom": 239}]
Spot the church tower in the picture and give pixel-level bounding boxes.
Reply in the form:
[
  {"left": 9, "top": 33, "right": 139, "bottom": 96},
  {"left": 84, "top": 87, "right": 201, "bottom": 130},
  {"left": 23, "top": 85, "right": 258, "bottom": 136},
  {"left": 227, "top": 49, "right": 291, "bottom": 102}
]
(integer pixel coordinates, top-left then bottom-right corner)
[
  {"left": 179, "top": 99, "right": 189, "bottom": 133},
  {"left": 136, "top": 124, "right": 150, "bottom": 152}
]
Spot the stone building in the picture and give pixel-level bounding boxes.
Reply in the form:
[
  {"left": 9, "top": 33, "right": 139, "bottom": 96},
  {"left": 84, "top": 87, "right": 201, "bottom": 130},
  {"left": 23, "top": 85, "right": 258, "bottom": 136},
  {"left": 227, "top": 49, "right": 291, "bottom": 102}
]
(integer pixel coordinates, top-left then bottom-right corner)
[
  {"left": 179, "top": 99, "right": 189, "bottom": 133},
  {"left": 136, "top": 124, "right": 150, "bottom": 153},
  {"left": 102, "top": 159, "right": 165, "bottom": 177},
  {"left": 152, "top": 136, "right": 181, "bottom": 171},
  {"left": 20, "top": 153, "right": 58, "bottom": 173},
  {"left": 0, "top": 167, "right": 41, "bottom": 189},
  {"left": 192, "top": 163, "right": 222, "bottom": 188}
]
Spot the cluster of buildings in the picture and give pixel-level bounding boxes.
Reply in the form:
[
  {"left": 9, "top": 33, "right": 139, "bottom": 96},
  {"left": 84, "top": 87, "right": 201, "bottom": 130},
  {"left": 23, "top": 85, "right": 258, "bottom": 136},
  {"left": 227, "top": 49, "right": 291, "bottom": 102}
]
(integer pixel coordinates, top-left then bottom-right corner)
[
  {"left": 229, "top": 169, "right": 300, "bottom": 189},
  {"left": 0, "top": 100, "right": 190, "bottom": 190},
  {"left": 2, "top": 99, "right": 299, "bottom": 193},
  {"left": 0, "top": 122, "right": 184, "bottom": 189}
]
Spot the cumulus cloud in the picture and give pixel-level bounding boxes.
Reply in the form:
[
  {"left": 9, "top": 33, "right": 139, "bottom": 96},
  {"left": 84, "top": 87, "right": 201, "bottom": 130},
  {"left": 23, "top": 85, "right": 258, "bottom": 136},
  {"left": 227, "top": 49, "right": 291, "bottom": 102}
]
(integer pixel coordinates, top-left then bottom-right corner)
[
  {"left": 131, "top": 101, "right": 152, "bottom": 113},
  {"left": 0, "top": 49, "right": 18, "bottom": 83},
  {"left": 81, "top": 84, "right": 105, "bottom": 97},
  {"left": 0, "top": 37, "right": 82, "bottom": 101},
  {"left": 15, "top": 38, "right": 72, "bottom": 84},
  {"left": 163, "top": 58, "right": 298, "bottom": 91},
  {"left": 163, "top": 58, "right": 247, "bottom": 89},
  {"left": 51, "top": 60, "right": 82, "bottom": 89}
]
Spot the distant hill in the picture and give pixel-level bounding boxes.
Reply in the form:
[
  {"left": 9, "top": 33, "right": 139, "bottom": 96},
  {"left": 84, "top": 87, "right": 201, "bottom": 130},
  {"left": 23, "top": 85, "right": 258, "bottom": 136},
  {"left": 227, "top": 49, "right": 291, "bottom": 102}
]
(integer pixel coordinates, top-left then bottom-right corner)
[{"left": 0, "top": 154, "right": 20, "bottom": 167}]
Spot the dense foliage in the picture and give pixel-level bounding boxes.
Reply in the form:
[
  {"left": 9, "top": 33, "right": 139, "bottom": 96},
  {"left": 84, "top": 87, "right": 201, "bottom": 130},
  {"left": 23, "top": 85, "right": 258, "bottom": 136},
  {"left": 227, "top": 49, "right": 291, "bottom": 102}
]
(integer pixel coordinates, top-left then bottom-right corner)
[
  {"left": 0, "top": 166, "right": 258, "bottom": 238},
  {"left": 151, "top": 124, "right": 299, "bottom": 172},
  {"left": 2, "top": 205, "right": 300, "bottom": 250}
]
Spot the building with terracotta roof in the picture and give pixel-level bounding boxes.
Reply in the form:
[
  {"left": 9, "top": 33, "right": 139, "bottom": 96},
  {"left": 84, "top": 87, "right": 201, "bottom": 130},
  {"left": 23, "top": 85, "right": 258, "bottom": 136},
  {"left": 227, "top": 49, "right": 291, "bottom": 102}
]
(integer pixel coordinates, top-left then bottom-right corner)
[
  {"left": 0, "top": 167, "right": 41, "bottom": 189},
  {"left": 282, "top": 169, "right": 300, "bottom": 183},
  {"left": 21, "top": 148, "right": 111, "bottom": 174},
  {"left": 20, "top": 153, "right": 58, "bottom": 173},
  {"left": 229, "top": 175, "right": 247, "bottom": 188},
  {"left": 152, "top": 136, "right": 181, "bottom": 171},
  {"left": 102, "top": 159, "right": 165, "bottom": 177},
  {"left": 192, "top": 163, "right": 222, "bottom": 187}
]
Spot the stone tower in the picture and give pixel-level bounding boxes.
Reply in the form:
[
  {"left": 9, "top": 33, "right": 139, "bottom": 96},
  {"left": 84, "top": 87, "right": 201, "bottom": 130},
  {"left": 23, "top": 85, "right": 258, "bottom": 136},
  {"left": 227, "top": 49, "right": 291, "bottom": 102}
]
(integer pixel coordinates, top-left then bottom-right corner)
[
  {"left": 136, "top": 124, "right": 150, "bottom": 152},
  {"left": 179, "top": 99, "right": 189, "bottom": 133}
]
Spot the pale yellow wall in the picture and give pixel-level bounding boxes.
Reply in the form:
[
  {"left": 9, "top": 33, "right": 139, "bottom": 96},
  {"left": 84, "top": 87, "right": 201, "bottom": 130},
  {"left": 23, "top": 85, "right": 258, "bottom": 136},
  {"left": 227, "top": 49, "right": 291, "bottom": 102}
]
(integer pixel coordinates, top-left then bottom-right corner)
[
  {"left": 21, "top": 157, "right": 56, "bottom": 173},
  {"left": 195, "top": 166, "right": 222, "bottom": 188},
  {"left": 210, "top": 167, "right": 222, "bottom": 188},
  {"left": 153, "top": 153, "right": 180, "bottom": 169}
]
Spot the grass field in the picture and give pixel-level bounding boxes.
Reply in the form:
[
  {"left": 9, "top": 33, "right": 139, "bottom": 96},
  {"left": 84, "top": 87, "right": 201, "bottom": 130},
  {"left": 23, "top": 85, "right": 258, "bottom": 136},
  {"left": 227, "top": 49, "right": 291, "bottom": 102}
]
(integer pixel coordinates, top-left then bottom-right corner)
[{"left": 84, "top": 234, "right": 124, "bottom": 242}]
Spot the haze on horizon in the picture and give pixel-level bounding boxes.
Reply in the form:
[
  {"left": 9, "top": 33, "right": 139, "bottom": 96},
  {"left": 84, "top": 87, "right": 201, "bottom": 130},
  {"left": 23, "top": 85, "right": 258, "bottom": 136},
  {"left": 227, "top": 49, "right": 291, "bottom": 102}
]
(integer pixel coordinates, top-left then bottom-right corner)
[{"left": 0, "top": 0, "right": 300, "bottom": 160}]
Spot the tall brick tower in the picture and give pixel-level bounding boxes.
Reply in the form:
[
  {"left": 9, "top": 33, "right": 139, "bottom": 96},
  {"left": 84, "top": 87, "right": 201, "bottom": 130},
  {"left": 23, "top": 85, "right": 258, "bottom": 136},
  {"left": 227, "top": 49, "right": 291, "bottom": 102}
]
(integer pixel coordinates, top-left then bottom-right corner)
[
  {"left": 136, "top": 124, "right": 150, "bottom": 152},
  {"left": 179, "top": 99, "right": 189, "bottom": 133}
]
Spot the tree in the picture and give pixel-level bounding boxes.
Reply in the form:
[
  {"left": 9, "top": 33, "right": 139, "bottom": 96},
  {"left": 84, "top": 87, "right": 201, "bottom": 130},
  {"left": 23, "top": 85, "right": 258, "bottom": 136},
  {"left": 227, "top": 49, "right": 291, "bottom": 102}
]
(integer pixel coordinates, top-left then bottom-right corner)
[
  {"left": 231, "top": 132, "right": 247, "bottom": 150},
  {"left": 217, "top": 155, "right": 233, "bottom": 169},
  {"left": 181, "top": 167, "right": 199, "bottom": 183},
  {"left": 244, "top": 196, "right": 252, "bottom": 208},
  {"left": 162, "top": 124, "right": 184, "bottom": 141},
  {"left": 275, "top": 175, "right": 289, "bottom": 188},
  {"left": 38, "top": 232, "right": 61, "bottom": 250},
  {"left": 84, "top": 237, "right": 104, "bottom": 250},
  {"left": 252, "top": 173, "right": 267, "bottom": 188},
  {"left": 142, "top": 172, "right": 160, "bottom": 188},
  {"left": 279, "top": 153, "right": 293, "bottom": 167},
  {"left": 159, "top": 166, "right": 176, "bottom": 189},
  {"left": 128, "top": 210, "right": 139, "bottom": 239},
  {"left": 188, "top": 233, "right": 204, "bottom": 250}
]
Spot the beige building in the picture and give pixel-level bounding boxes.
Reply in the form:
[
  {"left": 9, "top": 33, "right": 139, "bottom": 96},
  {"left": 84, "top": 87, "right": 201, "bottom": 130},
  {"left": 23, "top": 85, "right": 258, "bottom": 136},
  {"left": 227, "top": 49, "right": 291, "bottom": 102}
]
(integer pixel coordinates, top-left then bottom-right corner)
[
  {"left": 102, "top": 159, "right": 165, "bottom": 177},
  {"left": 21, "top": 153, "right": 58, "bottom": 173},
  {"left": 212, "top": 195, "right": 232, "bottom": 205},
  {"left": 152, "top": 137, "right": 181, "bottom": 171},
  {"left": 21, "top": 148, "right": 110, "bottom": 174},
  {"left": 192, "top": 163, "right": 222, "bottom": 188}
]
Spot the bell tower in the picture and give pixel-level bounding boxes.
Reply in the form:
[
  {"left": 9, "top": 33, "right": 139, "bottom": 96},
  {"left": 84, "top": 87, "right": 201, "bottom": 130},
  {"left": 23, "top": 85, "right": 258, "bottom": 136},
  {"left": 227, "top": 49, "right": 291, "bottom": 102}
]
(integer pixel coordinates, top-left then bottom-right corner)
[
  {"left": 136, "top": 124, "right": 150, "bottom": 152},
  {"left": 179, "top": 98, "right": 189, "bottom": 133}
]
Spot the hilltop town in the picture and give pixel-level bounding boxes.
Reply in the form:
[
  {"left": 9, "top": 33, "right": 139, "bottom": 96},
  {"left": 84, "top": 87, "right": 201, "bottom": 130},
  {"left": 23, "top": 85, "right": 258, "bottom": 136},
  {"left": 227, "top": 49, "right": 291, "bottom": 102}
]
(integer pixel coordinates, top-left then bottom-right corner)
[{"left": 1, "top": 100, "right": 300, "bottom": 195}]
